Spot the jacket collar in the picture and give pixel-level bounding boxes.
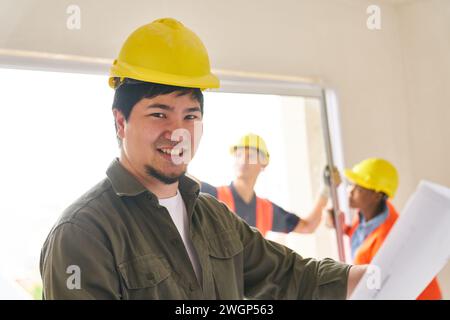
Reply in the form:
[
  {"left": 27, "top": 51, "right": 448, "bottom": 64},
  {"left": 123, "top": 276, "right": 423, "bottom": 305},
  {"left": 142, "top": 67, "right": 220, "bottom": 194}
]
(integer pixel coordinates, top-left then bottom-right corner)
[{"left": 106, "top": 158, "right": 200, "bottom": 200}]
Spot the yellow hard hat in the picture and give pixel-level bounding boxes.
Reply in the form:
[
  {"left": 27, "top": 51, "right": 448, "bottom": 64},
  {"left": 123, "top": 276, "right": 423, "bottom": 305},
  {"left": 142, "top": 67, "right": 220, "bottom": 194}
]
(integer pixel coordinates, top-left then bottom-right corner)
[
  {"left": 344, "top": 158, "right": 399, "bottom": 198},
  {"left": 109, "top": 18, "right": 220, "bottom": 90},
  {"left": 230, "top": 134, "right": 270, "bottom": 162}
]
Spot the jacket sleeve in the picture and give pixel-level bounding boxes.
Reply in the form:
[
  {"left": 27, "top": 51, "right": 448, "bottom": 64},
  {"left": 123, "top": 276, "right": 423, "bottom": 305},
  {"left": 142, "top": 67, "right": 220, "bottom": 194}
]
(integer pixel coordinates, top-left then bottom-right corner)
[
  {"left": 233, "top": 212, "right": 351, "bottom": 299},
  {"left": 40, "top": 222, "right": 121, "bottom": 300}
]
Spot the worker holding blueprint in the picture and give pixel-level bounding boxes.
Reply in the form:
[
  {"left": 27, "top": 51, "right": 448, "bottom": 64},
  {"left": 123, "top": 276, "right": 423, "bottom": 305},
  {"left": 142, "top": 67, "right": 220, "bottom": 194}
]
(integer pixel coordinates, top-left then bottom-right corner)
[{"left": 327, "top": 158, "right": 442, "bottom": 299}]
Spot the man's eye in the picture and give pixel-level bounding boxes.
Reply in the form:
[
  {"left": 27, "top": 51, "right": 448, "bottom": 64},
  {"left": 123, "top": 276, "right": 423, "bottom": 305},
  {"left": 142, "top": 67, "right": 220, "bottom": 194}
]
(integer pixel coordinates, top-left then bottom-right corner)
[
  {"left": 185, "top": 115, "right": 198, "bottom": 120},
  {"left": 148, "top": 113, "right": 166, "bottom": 118}
]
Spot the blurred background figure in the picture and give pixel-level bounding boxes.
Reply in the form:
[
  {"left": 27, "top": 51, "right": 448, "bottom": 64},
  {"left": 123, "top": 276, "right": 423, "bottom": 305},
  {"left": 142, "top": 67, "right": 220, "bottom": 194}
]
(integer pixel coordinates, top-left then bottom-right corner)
[{"left": 201, "top": 133, "right": 340, "bottom": 237}]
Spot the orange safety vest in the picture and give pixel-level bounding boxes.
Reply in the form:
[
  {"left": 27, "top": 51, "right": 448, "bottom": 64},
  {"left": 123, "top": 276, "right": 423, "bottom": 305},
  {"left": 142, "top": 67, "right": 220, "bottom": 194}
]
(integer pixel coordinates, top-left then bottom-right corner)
[
  {"left": 216, "top": 186, "right": 273, "bottom": 237},
  {"left": 345, "top": 201, "right": 442, "bottom": 300}
]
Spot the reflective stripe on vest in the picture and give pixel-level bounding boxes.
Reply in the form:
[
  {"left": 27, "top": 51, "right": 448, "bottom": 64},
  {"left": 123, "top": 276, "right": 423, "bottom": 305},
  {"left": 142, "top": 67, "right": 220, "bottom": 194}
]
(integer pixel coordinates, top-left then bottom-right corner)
[{"left": 216, "top": 186, "right": 273, "bottom": 237}]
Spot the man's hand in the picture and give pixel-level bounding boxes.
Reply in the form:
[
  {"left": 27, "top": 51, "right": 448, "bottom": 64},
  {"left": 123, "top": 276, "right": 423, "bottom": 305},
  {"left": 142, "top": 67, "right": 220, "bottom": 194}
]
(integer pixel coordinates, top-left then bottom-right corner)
[
  {"left": 325, "top": 209, "right": 346, "bottom": 230},
  {"left": 324, "top": 165, "right": 342, "bottom": 187},
  {"left": 347, "top": 265, "right": 368, "bottom": 299},
  {"left": 321, "top": 166, "right": 342, "bottom": 198}
]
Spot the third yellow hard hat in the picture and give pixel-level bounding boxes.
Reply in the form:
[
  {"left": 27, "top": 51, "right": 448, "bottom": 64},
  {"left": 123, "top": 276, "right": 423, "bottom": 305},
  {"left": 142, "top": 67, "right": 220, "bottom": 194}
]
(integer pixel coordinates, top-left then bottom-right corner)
[
  {"left": 344, "top": 158, "right": 399, "bottom": 198},
  {"left": 230, "top": 134, "right": 270, "bottom": 162},
  {"left": 109, "top": 18, "right": 220, "bottom": 90}
]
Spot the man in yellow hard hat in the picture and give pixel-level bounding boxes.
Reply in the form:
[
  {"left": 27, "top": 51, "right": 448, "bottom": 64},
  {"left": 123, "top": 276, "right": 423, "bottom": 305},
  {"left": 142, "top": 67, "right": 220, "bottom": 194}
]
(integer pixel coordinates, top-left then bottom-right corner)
[
  {"left": 40, "top": 18, "right": 365, "bottom": 300},
  {"left": 327, "top": 158, "right": 442, "bottom": 299},
  {"left": 201, "top": 133, "right": 340, "bottom": 237}
]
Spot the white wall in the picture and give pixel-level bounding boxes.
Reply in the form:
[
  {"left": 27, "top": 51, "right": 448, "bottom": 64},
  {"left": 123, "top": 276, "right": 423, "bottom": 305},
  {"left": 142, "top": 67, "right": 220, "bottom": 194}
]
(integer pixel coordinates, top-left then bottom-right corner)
[
  {"left": 397, "top": 0, "right": 450, "bottom": 197},
  {"left": 396, "top": 0, "right": 450, "bottom": 299}
]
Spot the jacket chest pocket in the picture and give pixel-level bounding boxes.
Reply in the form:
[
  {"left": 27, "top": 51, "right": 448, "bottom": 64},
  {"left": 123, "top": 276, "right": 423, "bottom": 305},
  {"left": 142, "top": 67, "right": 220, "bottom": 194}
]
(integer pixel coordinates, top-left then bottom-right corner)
[
  {"left": 118, "top": 254, "right": 172, "bottom": 298},
  {"left": 207, "top": 230, "right": 244, "bottom": 298}
]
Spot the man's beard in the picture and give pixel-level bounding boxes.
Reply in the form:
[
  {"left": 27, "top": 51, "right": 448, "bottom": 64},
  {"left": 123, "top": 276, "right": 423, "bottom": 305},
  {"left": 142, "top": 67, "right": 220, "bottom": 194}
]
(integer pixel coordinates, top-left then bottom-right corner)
[{"left": 145, "top": 165, "right": 185, "bottom": 185}]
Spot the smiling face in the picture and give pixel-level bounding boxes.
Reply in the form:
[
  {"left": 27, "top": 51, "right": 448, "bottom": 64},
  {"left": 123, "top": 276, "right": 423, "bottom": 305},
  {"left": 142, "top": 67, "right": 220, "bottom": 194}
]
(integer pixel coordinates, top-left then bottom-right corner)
[{"left": 114, "top": 91, "right": 203, "bottom": 185}]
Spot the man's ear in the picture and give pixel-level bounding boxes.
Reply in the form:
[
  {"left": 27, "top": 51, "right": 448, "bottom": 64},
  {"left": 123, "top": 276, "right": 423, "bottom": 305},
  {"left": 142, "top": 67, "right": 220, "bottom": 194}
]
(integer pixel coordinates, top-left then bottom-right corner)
[
  {"left": 113, "top": 109, "right": 126, "bottom": 140},
  {"left": 374, "top": 191, "right": 384, "bottom": 203}
]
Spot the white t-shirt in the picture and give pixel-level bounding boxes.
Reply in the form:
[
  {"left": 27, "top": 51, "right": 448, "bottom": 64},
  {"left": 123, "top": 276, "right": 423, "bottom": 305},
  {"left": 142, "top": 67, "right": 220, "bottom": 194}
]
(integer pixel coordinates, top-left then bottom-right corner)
[{"left": 158, "top": 191, "right": 202, "bottom": 282}]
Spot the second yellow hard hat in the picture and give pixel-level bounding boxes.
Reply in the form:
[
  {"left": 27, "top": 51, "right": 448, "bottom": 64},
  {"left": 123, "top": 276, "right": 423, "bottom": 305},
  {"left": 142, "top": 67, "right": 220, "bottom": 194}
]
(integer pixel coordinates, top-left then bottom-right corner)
[
  {"left": 230, "top": 134, "right": 270, "bottom": 163},
  {"left": 344, "top": 158, "right": 399, "bottom": 198}
]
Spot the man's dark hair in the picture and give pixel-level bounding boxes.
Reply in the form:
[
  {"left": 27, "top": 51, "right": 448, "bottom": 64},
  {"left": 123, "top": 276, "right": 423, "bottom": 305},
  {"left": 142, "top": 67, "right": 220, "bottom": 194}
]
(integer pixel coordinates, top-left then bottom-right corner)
[
  {"left": 376, "top": 194, "right": 388, "bottom": 215},
  {"left": 112, "top": 78, "right": 204, "bottom": 138}
]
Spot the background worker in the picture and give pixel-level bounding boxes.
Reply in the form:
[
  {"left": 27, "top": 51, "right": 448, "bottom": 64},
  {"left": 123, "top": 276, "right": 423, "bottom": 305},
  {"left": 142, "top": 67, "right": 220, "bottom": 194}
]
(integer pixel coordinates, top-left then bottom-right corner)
[
  {"left": 201, "top": 133, "right": 340, "bottom": 237},
  {"left": 327, "top": 158, "right": 442, "bottom": 300}
]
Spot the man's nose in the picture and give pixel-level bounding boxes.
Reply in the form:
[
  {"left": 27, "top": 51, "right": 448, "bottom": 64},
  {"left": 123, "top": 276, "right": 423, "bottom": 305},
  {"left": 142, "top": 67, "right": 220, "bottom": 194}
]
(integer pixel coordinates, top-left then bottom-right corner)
[
  {"left": 234, "top": 154, "right": 247, "bottom": 166},
  {"left": 162, "top": 118, "right": 185, "bottom": 140}
]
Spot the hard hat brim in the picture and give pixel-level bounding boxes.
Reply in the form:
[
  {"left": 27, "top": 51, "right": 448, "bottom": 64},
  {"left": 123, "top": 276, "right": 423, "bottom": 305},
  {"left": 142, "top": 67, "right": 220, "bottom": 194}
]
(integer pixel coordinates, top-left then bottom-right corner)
[
  {"left": 344, "top": 169, "right": 370, "bottom": 189},
  {"left": 230, "top": 145, "right": 270, "bottom": 159},
  {"left": 109, "top": 61, "right": 220, "bottom": 90},
  {"left": 344, "top": 169, "right": 393, "bottom": 198}
]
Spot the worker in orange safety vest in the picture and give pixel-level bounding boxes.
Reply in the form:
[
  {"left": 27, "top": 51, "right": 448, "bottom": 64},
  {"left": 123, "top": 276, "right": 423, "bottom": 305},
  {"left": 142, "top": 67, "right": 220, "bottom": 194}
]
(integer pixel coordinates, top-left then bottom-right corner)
[
  {"left": 201, "top": 133, "right": 340, "bottom": 237},
  {"left": 327, "top": 158, "right": 442, "bottom": 300}
]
